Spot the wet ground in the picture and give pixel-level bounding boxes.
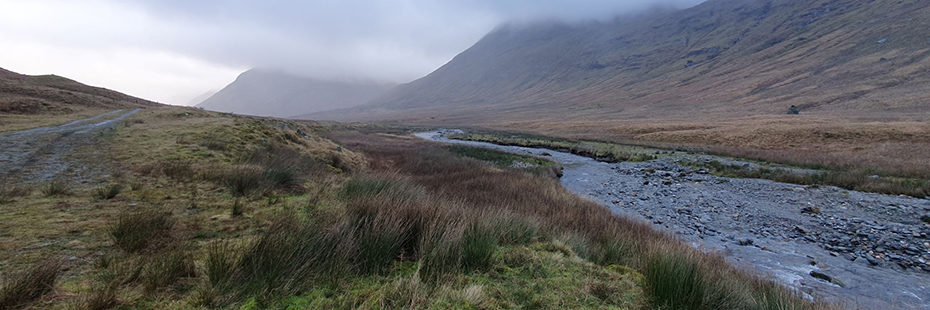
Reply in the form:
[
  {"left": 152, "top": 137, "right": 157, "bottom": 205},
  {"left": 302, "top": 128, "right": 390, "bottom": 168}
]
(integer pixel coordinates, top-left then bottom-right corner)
[{"left": 417, "top": 130, "right": 930, "bottom": 309}]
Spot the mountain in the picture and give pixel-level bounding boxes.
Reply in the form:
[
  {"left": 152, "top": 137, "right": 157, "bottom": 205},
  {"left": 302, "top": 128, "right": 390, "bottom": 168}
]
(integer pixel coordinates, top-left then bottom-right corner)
[
  {"left": 0, "top": 67, "right": 157, "bottom": 114},
  {"left": 186, "top": 90, "right": 217, "bottom": 107},
  {"left": 316, "top": 0, "right": 930, "bottom": 123},
  {"left": 197, "top": 69, "right": 394, "bottom": 118}
]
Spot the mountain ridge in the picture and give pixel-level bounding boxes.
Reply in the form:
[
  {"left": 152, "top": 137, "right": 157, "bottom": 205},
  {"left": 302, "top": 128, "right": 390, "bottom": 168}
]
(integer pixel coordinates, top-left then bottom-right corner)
[
  {"left": 198, "top": 69, "right": 394, "bottom": 118},
  {"left": 310, "top": 0, "right": 930, "bottom": 123}
]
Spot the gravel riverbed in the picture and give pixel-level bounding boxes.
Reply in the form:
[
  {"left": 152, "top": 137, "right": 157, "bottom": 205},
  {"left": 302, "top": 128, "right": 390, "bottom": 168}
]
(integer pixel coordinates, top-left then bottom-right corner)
[{"left": 417, "top": 130, "right": 930, "bottom": 309}]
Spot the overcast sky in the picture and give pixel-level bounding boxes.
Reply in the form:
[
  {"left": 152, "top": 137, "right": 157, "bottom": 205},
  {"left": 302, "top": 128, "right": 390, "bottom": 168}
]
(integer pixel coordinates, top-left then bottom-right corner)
[{"left": 0, "top": 0, "right": 703, "bottom": 105}]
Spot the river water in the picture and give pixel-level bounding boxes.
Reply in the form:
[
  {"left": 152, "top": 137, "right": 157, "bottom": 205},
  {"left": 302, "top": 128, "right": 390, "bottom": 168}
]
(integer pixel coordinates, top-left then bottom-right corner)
[{"left": 416, "top": 130, "right": 930, "bottom": 309}]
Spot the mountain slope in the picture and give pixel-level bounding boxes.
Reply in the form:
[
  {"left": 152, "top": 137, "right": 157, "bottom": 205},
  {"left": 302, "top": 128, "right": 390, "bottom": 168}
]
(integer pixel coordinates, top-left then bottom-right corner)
[
  {"left": 319, "top": 0, "right": 930, "bottom": 123},
  {"left": 0, "top": 67, "right": 157, "bottom": 115},
  {"left": 198, "top": 69, "right": 394, "bottom": 118}
]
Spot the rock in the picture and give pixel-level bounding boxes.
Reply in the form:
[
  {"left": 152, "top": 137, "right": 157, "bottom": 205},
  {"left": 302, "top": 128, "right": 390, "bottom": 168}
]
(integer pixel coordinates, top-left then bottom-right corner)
[
  {"left": 801, "top": 206, "right": 822, "bottom": 215},
  {"left": 810, "top": 270, "right": 846, "bottom": 287},
  {"left": 794, "top": 226, "right": 808, "bottom": 234},
  {"left": 738, "top": 238, "right": 754, "bottom": 246},
  {"left": 787, "top": 105, "right": 800, "bottom": 115}
]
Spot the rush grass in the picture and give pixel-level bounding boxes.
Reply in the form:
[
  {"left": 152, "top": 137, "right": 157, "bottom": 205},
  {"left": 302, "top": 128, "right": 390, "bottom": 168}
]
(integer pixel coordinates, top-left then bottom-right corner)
[
  {"left": 330, "top": 131, "right": 834, "bottom": 310},
  {"left": 688, "top": 159, "right": 930, "bottom": 198},
  {"left": 456, "top": 130, "right": 930, "bottom": 198},
  {"left": 450, "top": 131, "right": 657, "bottom": 162}
]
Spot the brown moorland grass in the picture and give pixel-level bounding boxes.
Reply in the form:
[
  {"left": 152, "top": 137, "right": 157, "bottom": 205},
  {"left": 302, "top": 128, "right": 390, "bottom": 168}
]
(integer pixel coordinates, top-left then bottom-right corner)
[
  {"left": 499, "top": 115, "right": 930, "bottom": 180},
  {"left": 452, "top": 115, "right": 930, "bottom": 197},
  {"left": 330, "top": 131, "right": 836, "bottom": 309},
  {"left": 0, "top": 106, "right": 365, "bottom": 308}
]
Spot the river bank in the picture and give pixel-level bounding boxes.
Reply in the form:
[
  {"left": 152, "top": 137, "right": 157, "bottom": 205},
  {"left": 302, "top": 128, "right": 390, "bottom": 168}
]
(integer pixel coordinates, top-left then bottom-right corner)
[{"left": 416, "top": 130, "right": 930, "bottom": 309}]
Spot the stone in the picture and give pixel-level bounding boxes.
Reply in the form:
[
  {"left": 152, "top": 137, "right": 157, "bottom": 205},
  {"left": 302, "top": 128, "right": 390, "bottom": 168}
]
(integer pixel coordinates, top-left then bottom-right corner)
[
  {"left": 810, "top": 270, "right": 846, "bottom": 287},
  {"left": 738, "top": 238, "right": 754, "bottom": 246}
]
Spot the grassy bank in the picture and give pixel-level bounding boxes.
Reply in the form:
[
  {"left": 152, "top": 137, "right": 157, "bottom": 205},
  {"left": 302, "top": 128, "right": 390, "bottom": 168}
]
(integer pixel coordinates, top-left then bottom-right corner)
[
  {"left": 449, "top": 132, "right": 658, "bottom": 162},
  {"left": 332, "top": 131, "right": 833, "bottom": 310},
  {"left": 0, "top": 111, "right": 832, "bottom": 309},
  {"left": 453, "top": 130, "right": 929, "bottom": 198}
]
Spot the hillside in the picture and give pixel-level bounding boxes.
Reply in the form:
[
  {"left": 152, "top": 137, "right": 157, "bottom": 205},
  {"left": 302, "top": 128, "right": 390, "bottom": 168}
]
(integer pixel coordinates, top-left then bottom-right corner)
[
  {"left": 0, "top": 67, "right": 159, "bottom": 131},
  {"left": 198, "top": 69, "right": 394, "bottom": 118},
  {"left": 317, "top": 0, "right": 930, "bottom": 122}
]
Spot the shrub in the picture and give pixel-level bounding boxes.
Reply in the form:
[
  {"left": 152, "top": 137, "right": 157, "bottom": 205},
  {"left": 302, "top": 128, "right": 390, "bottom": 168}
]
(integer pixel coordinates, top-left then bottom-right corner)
[
  {"left": 93, "top": 184, "right": 123, "bottom": 200},
  {"left": 0, "top": 259, "right": 63, "bottom": 309},
  {"left": 109, "top": 208, "right": 174, "bottom": 253},
  {"left": 41, "top": 180, "right": 71, "bottom": 197}
]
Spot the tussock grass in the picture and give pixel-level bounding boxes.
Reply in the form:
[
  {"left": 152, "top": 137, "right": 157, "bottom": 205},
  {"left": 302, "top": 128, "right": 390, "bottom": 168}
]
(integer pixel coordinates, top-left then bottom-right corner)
[
  {"left": 451, "top": 132, "right": 657, "bottom": 162},
  {"left": 93, "top": 183, "right": 123, "bottom": 200},
  {"left": 329, "top": 132, "right": 833, "bottom": 310},
  {"left": 461, "top": 221, "right": 499, "bottom": 271},
  {"left": 0, "top": 185, "right": 30, "bottom": 204},
  {"left": 458, "top": 130, "right": 930, "bottom": 197},
  {"left": 157, "top": 159, "right": 195, "bottom": 181},
  {"left": 41, "top": 179, "right": 71, "bottom": 197},
  {"left": 79, "top": 281, "right": 120, "bottom": 310},
  {"left": 109, "top": 208, "right": 174, "bottom": 253},
  {"left": 0, "top": 259, "right": 63, "bottom": 309},
  {"left": 645, "top": 253, "right": 708, "bottom": 309},
  {"left": 141, "top": 246, "right": 196, "bottom": 292},
  {"left": 212, "top": 165, "right": 266, "bottom": 197},
  {"left": 691, "top": 160, "right": 930, "bottom": 198}
]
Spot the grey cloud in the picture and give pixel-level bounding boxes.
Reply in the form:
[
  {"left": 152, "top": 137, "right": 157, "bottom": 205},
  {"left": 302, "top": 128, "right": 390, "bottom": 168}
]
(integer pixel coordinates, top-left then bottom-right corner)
[{"left": 113, "top": 0, "right": 704, "bottom": 82}]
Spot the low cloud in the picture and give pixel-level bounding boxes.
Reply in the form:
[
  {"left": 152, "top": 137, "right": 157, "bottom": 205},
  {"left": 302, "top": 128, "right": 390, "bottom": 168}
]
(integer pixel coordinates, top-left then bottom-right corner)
[{"left": 0, "top": 0, "right": 703, "bottom": 104}]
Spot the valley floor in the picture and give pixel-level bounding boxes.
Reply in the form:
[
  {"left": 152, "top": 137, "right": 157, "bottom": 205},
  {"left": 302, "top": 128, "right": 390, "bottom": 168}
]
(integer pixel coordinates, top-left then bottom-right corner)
[
  {"left": 0, "top": 108, "right": 834, "bottom": 309},
  {"left": 420, "top": 130, "right": 930, "bottom": 309}
]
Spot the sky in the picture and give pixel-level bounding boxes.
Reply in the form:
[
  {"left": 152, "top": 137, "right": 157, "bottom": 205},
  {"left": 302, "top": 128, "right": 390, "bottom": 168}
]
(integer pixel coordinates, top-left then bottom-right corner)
[{"left": 0, "top": 0, "right": 703, "bottom": 105}]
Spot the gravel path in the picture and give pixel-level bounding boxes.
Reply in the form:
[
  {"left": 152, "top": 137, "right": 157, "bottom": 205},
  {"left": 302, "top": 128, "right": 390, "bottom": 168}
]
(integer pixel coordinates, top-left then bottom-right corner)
[
  {"left": 0, "top": 109, "right": 140, "bottom": 183},
  {"left": 417, "top": 130, "right": 930, "bottom": 309}
]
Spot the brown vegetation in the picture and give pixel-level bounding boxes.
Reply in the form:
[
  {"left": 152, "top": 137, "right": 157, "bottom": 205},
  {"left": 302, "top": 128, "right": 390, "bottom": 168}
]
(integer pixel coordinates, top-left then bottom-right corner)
[{"left": 330, "top": 131, "right": 834, "bottom": 309}]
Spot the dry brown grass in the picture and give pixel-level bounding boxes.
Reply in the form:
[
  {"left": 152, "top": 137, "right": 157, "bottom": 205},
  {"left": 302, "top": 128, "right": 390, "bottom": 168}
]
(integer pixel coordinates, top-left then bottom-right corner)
[
  {"left": 330, "top": 131, "right": 836, "bottom": 309},
  {"left": 487, "top": 115, "right": 930, "bottom": 180}
]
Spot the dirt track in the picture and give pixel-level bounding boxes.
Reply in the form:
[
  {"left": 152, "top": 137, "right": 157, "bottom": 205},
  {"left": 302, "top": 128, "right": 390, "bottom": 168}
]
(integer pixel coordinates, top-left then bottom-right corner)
[{"left": 0, "top": 109, "right": 140, "bottom": 183}]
